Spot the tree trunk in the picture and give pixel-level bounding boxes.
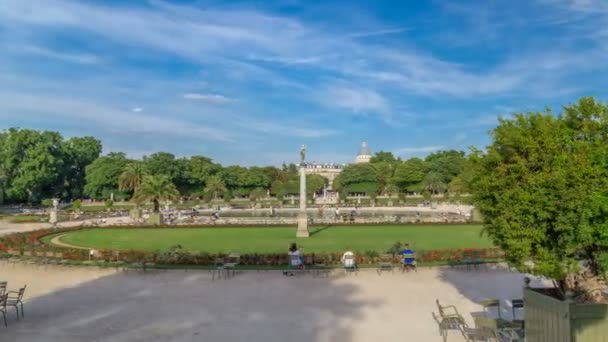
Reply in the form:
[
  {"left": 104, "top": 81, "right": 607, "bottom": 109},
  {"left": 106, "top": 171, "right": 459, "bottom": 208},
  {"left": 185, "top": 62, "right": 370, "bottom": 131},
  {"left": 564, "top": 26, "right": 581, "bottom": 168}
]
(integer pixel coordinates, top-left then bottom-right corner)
[{"left": 153, "top": 198, "right": 160, "bottom": 213}]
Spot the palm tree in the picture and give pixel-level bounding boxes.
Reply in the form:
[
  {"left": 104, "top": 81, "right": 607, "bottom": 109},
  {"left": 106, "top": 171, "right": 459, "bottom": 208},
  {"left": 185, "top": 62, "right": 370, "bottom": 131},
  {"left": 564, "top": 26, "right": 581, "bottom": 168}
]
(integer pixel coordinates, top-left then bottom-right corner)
[
  {"left": 133, "top": 175, "right": 180, "bottom": 213},
  {"left": 118, "top": 162, "right": 146, "bottom": 192},
  {"left": 422, "top": 172, "right": 446, "bottom": 194},
  {"left": 204, "top": 175, "right": 226, "bottom": 200}
]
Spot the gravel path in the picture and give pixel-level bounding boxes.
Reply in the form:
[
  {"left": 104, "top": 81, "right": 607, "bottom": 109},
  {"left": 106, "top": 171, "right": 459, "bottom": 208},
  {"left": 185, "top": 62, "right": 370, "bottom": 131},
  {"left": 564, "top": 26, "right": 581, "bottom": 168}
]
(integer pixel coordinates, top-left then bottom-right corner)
[{"left": 0, "top": 264, "right": 544, "bottom": 342}]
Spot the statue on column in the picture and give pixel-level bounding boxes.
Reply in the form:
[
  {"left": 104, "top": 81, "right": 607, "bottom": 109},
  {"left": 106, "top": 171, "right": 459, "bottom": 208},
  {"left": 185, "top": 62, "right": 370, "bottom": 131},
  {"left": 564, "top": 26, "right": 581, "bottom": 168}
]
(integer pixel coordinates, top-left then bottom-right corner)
[{"left": 300, "top": 145, "right": 306, "bottom": 165}]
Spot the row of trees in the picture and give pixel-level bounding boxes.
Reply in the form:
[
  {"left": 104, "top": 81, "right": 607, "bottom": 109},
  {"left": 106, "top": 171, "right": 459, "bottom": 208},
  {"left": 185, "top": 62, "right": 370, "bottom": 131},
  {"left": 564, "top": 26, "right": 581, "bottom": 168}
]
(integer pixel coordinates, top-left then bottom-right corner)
[
  {"left": 0, "top": 128, "right": 470, "bottom": 205},
  {"left": 83, "top": 152, "right": 328, "bottom": 203},
  {"left": 333, "top": 150, "right": 468, "bottom": 197}
]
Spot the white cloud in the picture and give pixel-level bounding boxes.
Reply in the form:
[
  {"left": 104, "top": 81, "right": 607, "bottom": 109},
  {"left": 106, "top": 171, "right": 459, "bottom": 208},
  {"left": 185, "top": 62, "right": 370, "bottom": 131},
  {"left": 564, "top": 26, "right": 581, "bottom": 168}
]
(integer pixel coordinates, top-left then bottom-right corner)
[
  {"left": 20, "top": 45, "right": 101, "bottom": 64},
  {"left": 320, "top": 86, "right": 390, "bottom": 114},
  {"left": 182, "top": 93, "right": 233, "bottom": 104},
  {"left": 348, "top": 27, "right": 409, "bottom": 38},
  {"left": 131, "top": 107, "right": 143, "bottom": 112},
  {"left": 0, "top": 91, "right": 233, "bottom": 142},
  {"left": 239, "top": 119, "right": 340, "bottom": 138},
  {"left": 0, "top": 0, "right": 604, "bottom": 103}
]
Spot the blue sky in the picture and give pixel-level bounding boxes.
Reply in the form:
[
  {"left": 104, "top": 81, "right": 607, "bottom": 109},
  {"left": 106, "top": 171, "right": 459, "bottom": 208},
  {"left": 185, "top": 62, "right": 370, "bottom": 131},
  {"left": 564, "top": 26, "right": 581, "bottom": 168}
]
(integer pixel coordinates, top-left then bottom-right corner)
[{"left": 1, "top": 0, "right": 608, "bottom": 166}]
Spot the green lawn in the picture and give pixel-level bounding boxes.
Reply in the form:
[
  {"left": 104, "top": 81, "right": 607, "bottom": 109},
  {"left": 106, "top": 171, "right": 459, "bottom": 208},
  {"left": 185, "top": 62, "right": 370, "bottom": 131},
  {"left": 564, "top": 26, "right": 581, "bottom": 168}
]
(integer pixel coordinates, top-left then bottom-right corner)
[
  {"left": 9, "top": 215, "right": 48, "bottom": 223},
  {"left": 53, "top": 225, "right": 491, "bottom": 253}
]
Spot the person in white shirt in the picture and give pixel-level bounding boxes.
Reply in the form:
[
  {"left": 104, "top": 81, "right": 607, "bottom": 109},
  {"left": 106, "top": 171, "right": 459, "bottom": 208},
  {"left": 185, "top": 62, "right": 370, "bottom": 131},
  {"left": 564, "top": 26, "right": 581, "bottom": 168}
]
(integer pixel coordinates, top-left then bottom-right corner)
[
  {"left": 341, "top": 248, "right": 356, "bottom": 268},
  {"left": 288, "top": 243, "right": 303, "bottom": 267}
]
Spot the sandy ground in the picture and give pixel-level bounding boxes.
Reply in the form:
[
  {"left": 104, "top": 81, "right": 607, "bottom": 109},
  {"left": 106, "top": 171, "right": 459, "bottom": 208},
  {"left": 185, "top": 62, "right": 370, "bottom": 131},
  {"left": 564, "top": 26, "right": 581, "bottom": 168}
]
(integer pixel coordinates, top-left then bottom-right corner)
[{"left": 0, "top": 264, "right": 544, "bottom": 342}]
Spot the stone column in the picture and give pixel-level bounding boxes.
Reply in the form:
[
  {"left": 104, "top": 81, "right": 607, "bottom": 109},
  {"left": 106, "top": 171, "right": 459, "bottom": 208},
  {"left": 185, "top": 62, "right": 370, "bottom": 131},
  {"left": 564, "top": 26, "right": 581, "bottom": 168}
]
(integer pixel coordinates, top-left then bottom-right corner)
[{"left": 296, "top": 165, "right": 309, "bottom": 237}]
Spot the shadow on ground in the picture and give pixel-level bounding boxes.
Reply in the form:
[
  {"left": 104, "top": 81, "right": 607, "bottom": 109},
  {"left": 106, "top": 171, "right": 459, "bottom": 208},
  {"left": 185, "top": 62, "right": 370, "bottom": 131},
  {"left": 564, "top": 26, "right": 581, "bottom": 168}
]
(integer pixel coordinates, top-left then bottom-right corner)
[
  {"left": 437, "top": 265, "right": 547, "bottom": 320},
  {"left": 2, "top": 269, "right": 379, "bottom": 342}
]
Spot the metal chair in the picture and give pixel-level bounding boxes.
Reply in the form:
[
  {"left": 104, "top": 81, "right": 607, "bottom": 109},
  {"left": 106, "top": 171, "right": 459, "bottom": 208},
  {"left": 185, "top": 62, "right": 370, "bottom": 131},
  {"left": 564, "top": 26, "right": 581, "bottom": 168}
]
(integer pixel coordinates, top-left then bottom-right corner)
[
  {"left": 6, "top": 285, "right": 26, "bottom": 320},
  {"left": 211, "top": 258, "right": 227, "bottom": 280},
  {"left": 377, "top": 254, "right": 394, "bottom": 275},
  {"left": 432, "top": 311, "right": 467, "bottom": 342},
  {"left": 0, "top": 293, "right": 8, "bottom": 327},
  {"left": 436, "top": 299, "right": 466, "bottom": 321},
  {"left": 480, "top": 298, "right": 502, "bottom": 319},
  {"left": 400, "top": 252, "right": 417, "bottom": 273},
  {"left": 510, "top": 299, "right": 524, "bottom": 320},
  {"left": 223, "top": 253, "right": 240, "bottom": 278},
  {"left": 463, "top": 327, "right": 498, "bottom": 341}
]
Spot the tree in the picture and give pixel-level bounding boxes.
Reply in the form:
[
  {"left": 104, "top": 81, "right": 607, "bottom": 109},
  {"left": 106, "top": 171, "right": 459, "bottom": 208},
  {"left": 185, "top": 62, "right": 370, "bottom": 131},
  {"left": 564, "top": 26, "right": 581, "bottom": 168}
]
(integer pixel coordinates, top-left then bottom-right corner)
[
  {"left": 383, "top": 183, "right": 399, "bottom": 198},
  {"left": 372, "top": 161, "right": 395, "bottom": 194},
  {"left": 4, "top": 130, "right": 65, "bottom": 203},
  {"left": 249, "top": 188, "right": 266, "bottom": 203},
  {"left": 118, "top": 162, "right": 146, "bottom": 193},
  {"left": 204, "top": 175, "right": 227, "bottom": 200},
  {"left": 370, "top": 151, "right": 397, "bottom": 164},
  {"left": 392, "top": 158, "right": 426, "bottom": 193},
  {"left": 422, "top": 172, "right": 446, "bottom": 194},
  {"left": 84, "top": 153, "right": 129, "bottom": 199},
  {"left": 469, "top": 97, "right": 608, "bottom": 296},
  {"left": 333, "top": 163, "right": 379, "bottom": 195},
  {"left": 306, "top": 174, "right": 326, "bottom": 196},
  {"left": 133, "top": 175, "right": 180, "bottom": 213},
  {"left": 188, "top": 156, "right": 221, "bottom": 187},
  {"left": 425, "top": 150, "right": 466, "bottom": 184},
  {"left": 62, "top": 136, "right": 102, "bottom": 199},
  {"left": 448, "top": 176, "right": 466, "bottom": 195}
]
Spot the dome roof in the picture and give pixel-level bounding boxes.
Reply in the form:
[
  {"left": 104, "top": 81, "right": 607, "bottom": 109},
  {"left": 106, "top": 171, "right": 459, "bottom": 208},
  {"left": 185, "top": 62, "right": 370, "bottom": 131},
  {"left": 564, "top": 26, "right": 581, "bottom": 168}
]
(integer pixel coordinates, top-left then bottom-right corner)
[{"left": 357, "top": 141, "right": 371, "bottom": 156}]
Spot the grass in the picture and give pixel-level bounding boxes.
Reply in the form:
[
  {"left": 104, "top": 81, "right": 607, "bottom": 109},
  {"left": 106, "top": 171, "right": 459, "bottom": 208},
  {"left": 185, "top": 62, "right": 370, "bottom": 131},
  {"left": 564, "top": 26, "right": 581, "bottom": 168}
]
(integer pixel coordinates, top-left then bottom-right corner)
[
  {"left": 8, "top": 215, "right": 48, "bottom": 223},
  {"left": 51, "top": 225, "right": 491, "bottom": 253}
]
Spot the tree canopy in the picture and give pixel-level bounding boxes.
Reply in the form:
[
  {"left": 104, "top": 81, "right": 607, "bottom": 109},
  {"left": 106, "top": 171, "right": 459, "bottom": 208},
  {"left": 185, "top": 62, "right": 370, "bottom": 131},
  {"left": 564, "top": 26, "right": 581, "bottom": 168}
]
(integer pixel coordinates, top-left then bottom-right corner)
[{"left": 469, "top": 97, "right": 608, "bottom": 292}]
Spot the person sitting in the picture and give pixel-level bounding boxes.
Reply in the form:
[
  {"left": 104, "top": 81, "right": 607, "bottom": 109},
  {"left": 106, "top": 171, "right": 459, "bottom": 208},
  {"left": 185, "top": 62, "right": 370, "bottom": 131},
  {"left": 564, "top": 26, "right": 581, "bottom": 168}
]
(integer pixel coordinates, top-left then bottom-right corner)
[
  {"left": 284, "top": 243, "right": 303, "bottom": 276},
  {"left": 400, "top": 243, "right": 417, "bottom": 271},
  {"left": 341, "top": 248, "right": 356, "bottom": 272}
]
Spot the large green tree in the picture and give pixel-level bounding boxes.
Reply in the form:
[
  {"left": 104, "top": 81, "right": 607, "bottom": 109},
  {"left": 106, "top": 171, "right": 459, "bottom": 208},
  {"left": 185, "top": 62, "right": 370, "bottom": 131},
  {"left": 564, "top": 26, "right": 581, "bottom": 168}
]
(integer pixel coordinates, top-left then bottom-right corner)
[
  {"left": 62, "top": 136, "right": 102, "bottom": 199},
  {"left": 425, "top": 150, "right": 466, "bottom": 184},
  {"left": 1, "top": 129, "right": 65, "bottom": 203},
  {"left": 392, "top": 157, "right": 426, "bottom": 193},
  {"left": 333, "top": 163, "right": 379, "bottom": 195},
  {"left": 84, "top": 152, "right": 129, "bottom": 199},
  {"left": 470, "top": 97, "right": 608, "bottom": 295}
]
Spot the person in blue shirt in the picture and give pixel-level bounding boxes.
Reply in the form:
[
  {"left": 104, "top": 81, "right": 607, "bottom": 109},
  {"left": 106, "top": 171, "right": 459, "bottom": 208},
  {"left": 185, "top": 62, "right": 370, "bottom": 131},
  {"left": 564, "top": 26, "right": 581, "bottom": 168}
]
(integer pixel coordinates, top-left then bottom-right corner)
[{"left": 400, "top": 243, "right": 416, "bottom": 270}]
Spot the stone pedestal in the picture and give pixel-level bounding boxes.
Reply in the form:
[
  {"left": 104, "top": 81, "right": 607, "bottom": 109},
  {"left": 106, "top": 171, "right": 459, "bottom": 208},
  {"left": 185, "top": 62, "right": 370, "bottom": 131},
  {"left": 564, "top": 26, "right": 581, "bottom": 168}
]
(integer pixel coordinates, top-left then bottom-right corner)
[
  {"left": 296, "top": 212, "right": 309, "bottom": 237},
  {"left": 49, "top": 210, "right": 58, "bottom": 226}
]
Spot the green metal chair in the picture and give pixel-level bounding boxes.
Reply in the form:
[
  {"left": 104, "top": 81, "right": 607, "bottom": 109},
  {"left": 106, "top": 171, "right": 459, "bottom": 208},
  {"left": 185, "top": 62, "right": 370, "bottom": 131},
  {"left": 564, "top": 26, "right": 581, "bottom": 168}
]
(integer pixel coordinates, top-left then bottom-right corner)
[
  {"left": 432, "top": 311, "right": 468, "bottom": 342},
  {"left": 6, "top": 285, "right": 26, "bottom": 320},
  {"left": 480, "top": 298, "right": 502, "bottom": 319},
  {"left": 0, "top": 293, "right": 8, "bottom": 327},
  {"left": 377, "top": 254, "right": 394, "bottom": 275}
]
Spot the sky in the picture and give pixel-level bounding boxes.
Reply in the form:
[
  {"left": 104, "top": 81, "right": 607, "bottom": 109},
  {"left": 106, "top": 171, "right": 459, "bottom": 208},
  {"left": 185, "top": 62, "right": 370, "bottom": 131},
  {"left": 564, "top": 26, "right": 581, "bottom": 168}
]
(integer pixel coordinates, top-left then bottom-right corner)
[{"left": 1, "top": 0, "right": 608, "bottom": 166}]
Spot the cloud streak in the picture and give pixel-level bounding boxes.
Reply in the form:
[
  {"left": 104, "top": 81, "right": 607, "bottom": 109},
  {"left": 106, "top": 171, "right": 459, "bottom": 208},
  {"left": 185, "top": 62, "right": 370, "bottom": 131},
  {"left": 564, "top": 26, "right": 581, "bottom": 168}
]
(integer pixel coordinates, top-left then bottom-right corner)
[{"left": 183, "top": 93, "right": 233, "bottom": 104}]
